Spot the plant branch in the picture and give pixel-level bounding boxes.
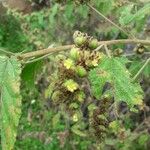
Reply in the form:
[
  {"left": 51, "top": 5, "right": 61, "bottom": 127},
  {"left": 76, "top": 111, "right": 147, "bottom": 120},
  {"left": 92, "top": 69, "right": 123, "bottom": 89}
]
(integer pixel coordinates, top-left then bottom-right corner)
[
  {"left": 133, "top": 57, "right": 150, "bottom": 81},
  {"left": 19, "top": 39, "right": 150, "bottom": 59},
  {"left": 123, "top": 52, "right": 150, "bottom": 57},
  {"left": 20, "top": 45, "right": 73, "bottom": 59},
  {"left": 100, "top": 39, "right": 150, "bottom": 45}
]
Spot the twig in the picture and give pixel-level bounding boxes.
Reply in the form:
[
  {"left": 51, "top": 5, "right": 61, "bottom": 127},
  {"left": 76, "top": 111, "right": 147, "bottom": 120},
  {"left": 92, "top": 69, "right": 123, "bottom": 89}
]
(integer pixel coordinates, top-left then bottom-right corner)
[
  {"left": 104, "top": 44, "right": 111, "bottom": 58},
  {"left": 19, "top": 39, "right": 150, "bottom": 59},
  {"left": 144, "top": 52, "right": 150, "bottom": 55},
  {"left": 123, "top": 52, "right": 150, "bottom": 57},
  {"left": 0, "top": 48, "right": 16, "bottom": 56},
  {"left": 94, "top": 44, "right": 104, "bottom": 51},
  {"left": 123, "top": 53, "right": 136, "bottom": 57},
  {"left": 87, "top": 4, "right": 135, "bottom": 39},
  {"left": 133, "top": 57, "right": 150, "bottom": 81},
  {"left": 99, "top": 39, "right": 150, "bottom": 46},
  {"left": 24, "top": 53, "right": 52, "bottom": 64}
]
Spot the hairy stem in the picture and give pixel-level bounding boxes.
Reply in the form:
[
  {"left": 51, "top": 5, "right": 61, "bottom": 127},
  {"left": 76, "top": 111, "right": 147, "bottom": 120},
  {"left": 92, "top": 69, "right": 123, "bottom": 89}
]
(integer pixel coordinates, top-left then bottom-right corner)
[
  {"left": 20, "top": 45, "right": 73, "bottom": 59},
  {"left": 19, "top": 39, "right": 150, "bottom": 59}
]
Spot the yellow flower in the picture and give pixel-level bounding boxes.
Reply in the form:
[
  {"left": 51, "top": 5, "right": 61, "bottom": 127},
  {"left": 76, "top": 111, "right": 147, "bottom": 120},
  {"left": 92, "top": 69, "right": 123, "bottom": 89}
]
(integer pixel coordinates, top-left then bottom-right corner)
[
  {"left": 91, "top": 59, "right": 99, "bottom": 66},
  {"left": 64, "top": 79, "right": 78, "bottom": 92},
  {"left": 63, "top": 59, "right": 74, "bottom": 69},
  {"left": 72, "top": 114, "right": 78, "bottom": 122},
  {"left": 109, "top": 121, "right": 120, "bottom": 133}
]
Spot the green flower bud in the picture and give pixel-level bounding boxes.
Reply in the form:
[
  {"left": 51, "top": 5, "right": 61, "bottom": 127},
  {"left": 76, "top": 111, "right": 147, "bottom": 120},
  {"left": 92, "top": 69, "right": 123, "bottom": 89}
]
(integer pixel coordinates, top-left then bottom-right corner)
[
  {"left": 76, "top": 91, "right": 86, "bottom": 102},
  {"left": 69, "top": 103, "right": 79, "bottom": 109},
  {"left": 76, "top": 65, "right": 87, "bottom": 77},
  {"left": 74, "top": 36, "right": 86, "bottom": 46},
  {"left": 89, "top": 39, "right": 98, "bottom": 49},
  {"left": 51, "top": 91, "right": 61, "bottom": 102},
  {"left": 70, "top": 47, "right": 80, "bottom": 61}
]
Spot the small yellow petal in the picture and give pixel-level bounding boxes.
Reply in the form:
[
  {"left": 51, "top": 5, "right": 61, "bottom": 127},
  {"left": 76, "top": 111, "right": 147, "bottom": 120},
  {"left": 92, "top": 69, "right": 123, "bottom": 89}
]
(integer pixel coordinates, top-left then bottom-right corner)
[
  {"left": 64, "top": 79, "right": 78, "bottom": 92},
  {"left": 72, "top": 114, "right": 78, "bottom": 122},
  {"left": 63, "top": 59, "right": 74, "bottom": 69}
]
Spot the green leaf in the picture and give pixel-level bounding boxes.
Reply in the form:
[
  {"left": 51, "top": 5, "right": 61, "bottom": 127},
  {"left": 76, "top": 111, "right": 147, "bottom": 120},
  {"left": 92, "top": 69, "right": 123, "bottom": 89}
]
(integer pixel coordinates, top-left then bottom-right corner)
[
  {"left": 92, "top": 56, "right": 143, "bottom": 107},
  {"left": 131, "top": 4, "right": 150, "bottom": 21},
  {"left": 77, "top": 5, "right": 89, "bottom": 18},
  {"left": 119, "top": 4, "right": 134, "bottom": 26},
  {"left": 129, "top": 60, "right": 150, "bottom": 78},
  {"left": 49, "top": 4, "right": 59, "bottom": 25},
  {"left": 52, "top": 113, "right": 61, "bottom": 128},
  {"left": 21, "top": 61, "right": 43, "bottom": 89},
  {"left": 89, "top": 67, "right": 109, "bottom": 99},
  {"left": 0, "top": 56, "right": 22, "bottom": 150},
  {"left": 119, "top": 3, "right": 150, "bottom": 25},
  {"left": 64, "top": 3, "right": 74, "bottom": 21},
  {"left": 95, "top": 0, "right": 115, "bottom": 15},
  {"left": 71, "top": 123, "right": 87, "bottom": 137},
  {"left": 138, "top": 134, "right": 149, "bottom": 146}
]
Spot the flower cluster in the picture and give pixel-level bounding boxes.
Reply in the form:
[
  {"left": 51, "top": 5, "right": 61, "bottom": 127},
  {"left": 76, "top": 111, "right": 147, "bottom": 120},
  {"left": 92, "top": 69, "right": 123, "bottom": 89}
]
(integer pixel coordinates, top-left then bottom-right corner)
[{"left": 48, "top": 31, "right": 111, "bottom": 140}]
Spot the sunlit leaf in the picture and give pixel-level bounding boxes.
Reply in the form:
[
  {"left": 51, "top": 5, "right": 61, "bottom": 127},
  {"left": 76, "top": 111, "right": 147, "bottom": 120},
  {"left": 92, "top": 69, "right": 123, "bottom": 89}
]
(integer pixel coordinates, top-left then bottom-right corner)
[
  {"left": 0, "top": 56, "right": 22, "bottom": 150},
  {"left": 99, "top": 57, "right": 143, "bottom": 107}
]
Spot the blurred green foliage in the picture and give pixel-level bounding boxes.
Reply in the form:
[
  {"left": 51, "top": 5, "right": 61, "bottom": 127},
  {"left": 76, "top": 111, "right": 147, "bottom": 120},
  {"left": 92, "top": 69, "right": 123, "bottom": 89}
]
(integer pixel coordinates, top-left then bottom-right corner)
[{"left": 0, "top": 14, "right": 30, "bottom": 52}]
